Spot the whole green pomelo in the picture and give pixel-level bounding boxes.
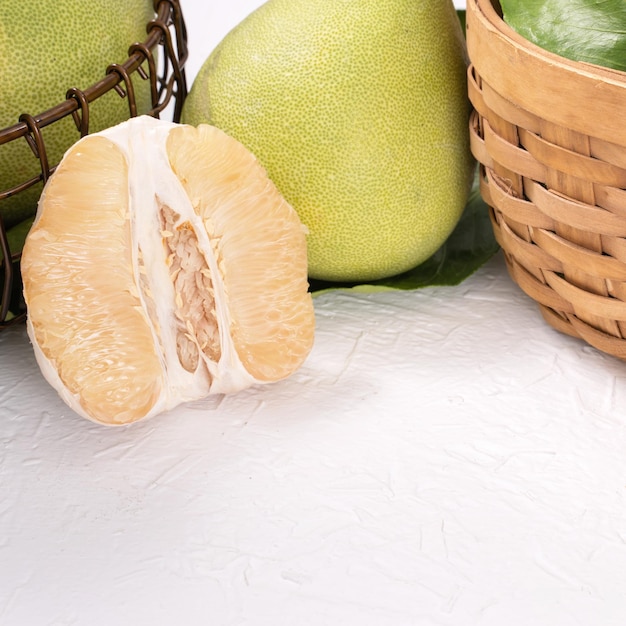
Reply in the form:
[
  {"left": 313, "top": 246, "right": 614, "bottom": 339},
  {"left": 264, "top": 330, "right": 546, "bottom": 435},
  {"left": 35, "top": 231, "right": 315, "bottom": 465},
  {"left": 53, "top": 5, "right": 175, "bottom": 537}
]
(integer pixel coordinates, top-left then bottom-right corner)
[
  {"left": 0, "top": 0, "right": 155, "bottom": 232},
  {"left": 182, "top": 0, "right": 474, "bottom": 282}
]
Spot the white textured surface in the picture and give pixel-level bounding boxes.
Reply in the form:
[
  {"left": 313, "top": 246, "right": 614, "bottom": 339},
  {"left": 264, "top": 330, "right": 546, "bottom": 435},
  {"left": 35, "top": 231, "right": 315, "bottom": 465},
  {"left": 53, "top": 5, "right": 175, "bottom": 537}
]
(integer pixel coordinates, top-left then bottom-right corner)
[
  {"left": 5, "top": 1, "right": 626, "bottom": 624},
  {"left": 3, "top": 253, "right": 626, "bottom": 625}
]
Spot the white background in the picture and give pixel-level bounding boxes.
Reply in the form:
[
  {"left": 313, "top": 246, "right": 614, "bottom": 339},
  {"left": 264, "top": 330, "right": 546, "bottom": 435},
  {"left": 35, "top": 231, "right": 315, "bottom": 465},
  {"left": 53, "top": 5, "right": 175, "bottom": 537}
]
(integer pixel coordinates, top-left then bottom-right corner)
[{"left": 3, "top": 1, "right": 626, "bottom": 625}]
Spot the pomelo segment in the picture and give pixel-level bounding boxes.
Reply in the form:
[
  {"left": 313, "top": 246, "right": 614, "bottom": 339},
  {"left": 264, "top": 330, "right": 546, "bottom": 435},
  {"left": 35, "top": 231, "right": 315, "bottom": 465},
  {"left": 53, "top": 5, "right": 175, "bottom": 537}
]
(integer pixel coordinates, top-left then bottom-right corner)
[
  {"left": 21, "top": 116, "right": 315, "bottom": 425},
  {"left": 22, "top": 135, "right": 164, "bottom": 424},
  {"left": 166, "top": 125, "right": 314, "bottom": 382}
]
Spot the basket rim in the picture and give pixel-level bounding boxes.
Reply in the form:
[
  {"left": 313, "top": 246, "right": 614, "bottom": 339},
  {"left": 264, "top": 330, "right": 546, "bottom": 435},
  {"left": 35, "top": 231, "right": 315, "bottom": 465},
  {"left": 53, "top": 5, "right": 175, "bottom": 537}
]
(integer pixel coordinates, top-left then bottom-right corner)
[
  {"left": 466, "top": 0, "right": 626, "bottom": 146},
  {"left": 0, "top": 0, "right": 188, "bottom": 149}
]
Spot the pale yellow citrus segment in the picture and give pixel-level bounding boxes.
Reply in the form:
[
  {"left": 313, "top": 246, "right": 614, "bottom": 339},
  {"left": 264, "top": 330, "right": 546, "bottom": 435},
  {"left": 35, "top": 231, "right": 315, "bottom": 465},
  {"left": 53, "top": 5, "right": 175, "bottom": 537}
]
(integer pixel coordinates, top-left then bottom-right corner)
[
  {"left": 166, "top": 124, "right": 315, "bottom": 382},
  {"left": 21, "top": 135, "right": 163, "bottom": 425}
]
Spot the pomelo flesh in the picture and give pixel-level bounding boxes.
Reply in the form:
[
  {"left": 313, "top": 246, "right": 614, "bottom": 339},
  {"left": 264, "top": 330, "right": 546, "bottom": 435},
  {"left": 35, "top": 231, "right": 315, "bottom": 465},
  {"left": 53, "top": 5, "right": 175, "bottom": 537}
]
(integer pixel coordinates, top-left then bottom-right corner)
[{"left": 21, "top": 116, "right": 315, "bottom": 425}]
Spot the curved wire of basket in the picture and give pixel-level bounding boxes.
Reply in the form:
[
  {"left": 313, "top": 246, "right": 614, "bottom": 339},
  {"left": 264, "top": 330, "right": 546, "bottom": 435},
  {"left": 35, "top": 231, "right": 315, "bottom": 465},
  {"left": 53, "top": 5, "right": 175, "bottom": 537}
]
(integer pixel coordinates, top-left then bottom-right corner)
[{"left": 0, "top": 0, "right": 189, "bottom": 329}]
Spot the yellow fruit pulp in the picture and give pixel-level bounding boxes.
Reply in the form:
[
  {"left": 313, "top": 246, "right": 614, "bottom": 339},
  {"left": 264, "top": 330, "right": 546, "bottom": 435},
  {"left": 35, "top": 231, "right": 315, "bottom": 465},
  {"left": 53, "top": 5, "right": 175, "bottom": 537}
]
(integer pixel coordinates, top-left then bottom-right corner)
[
  {"left": 182, "top": 0, "right": 475, "bottom": 282},
  {"left": 21, "top": 117, "right": 315, "bottom": 425},
  {"left": 23, "top": 137, "right": 163, "bottom": 423},
  {"left": 167, "top": 126, "right": 316, "bottom": 382}
]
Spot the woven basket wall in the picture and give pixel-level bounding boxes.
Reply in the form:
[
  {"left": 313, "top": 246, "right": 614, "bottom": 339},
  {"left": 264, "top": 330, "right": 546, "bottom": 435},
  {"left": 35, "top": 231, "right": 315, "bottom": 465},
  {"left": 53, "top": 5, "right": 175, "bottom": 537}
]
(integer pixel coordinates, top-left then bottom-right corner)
[{"left": 466, "top": 0, "right": 626, "bottom": 359}]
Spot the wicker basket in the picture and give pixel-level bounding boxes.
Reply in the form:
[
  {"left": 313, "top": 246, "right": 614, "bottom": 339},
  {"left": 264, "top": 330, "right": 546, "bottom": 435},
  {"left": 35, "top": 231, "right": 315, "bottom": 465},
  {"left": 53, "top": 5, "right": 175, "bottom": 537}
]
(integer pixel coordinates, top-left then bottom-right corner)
[
  {"left": 467, "top": 0, "right": 626, "bottom": 359},
  {"left": 0, "top": 0, "right": 188, "bottom": 330}
]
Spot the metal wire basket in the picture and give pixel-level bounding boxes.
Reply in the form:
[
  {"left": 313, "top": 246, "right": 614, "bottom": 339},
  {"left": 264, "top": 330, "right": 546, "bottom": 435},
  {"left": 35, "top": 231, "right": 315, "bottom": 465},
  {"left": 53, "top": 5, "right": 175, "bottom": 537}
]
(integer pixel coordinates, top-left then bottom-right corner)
[{"left": 0, "top": 0, "right": 189, "bottom": 330}]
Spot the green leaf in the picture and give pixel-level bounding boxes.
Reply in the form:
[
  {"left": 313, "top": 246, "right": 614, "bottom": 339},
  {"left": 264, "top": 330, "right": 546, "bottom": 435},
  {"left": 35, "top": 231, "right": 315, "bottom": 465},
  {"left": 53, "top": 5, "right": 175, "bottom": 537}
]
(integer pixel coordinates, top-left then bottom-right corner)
[
  {"left": 5, "top": 215, "right": 33, "bottom": 259},
  {"left": 457, "top": 9, "right": 466, "bottom": 35},
  {"left": 500, "top": 0, "right": 626, "bottom": 71},
  {"left": 309, "top": 169, "right": 499, "bottom": 295}
]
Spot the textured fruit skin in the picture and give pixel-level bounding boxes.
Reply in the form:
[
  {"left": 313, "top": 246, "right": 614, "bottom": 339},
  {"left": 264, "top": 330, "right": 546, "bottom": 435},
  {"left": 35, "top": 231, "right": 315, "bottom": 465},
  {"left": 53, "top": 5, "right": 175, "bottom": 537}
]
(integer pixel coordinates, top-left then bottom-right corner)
[
  {"left": 182, "top": 0, "right": 475, "bottom": 282},
  {"left": 0, "top": 0, "right": 154, "bottom": 230}
]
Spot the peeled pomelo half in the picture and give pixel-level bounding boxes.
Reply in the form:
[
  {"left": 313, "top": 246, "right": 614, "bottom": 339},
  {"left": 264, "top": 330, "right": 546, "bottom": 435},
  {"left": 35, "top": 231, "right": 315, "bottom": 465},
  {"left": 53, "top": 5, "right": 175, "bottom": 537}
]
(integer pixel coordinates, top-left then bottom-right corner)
[{"left": 21, "top": 115, "right": 315, "bottom": 426}]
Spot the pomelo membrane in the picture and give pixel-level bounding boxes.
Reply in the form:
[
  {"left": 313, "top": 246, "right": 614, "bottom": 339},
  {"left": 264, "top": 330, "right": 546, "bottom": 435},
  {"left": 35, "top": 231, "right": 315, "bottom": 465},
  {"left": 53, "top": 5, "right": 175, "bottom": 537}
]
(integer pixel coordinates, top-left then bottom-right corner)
[{"left": 21, "top": 116, "right": 315, "bottom": 425}]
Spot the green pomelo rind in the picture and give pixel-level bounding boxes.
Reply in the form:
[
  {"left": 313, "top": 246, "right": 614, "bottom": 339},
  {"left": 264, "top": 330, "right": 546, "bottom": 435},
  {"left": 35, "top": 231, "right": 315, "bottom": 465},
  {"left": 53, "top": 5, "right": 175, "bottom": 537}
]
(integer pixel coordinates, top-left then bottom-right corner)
[
  {"left": 0, "top": 0, "right": 155, "bottom": 230},
  {"left": 183, "top": 0, "right": 475, "bottom": 282}
]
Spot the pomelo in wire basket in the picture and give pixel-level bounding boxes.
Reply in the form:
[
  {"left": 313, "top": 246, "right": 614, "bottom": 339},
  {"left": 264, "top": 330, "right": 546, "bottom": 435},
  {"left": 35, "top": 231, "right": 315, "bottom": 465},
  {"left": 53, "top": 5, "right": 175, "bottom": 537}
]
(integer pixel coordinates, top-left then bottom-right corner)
[
  {"left": 21, "top": 116, "right": 315, "bottom": 425},
  {"left": 0, "top": 0, "right": 155, "bottom": 232}
]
